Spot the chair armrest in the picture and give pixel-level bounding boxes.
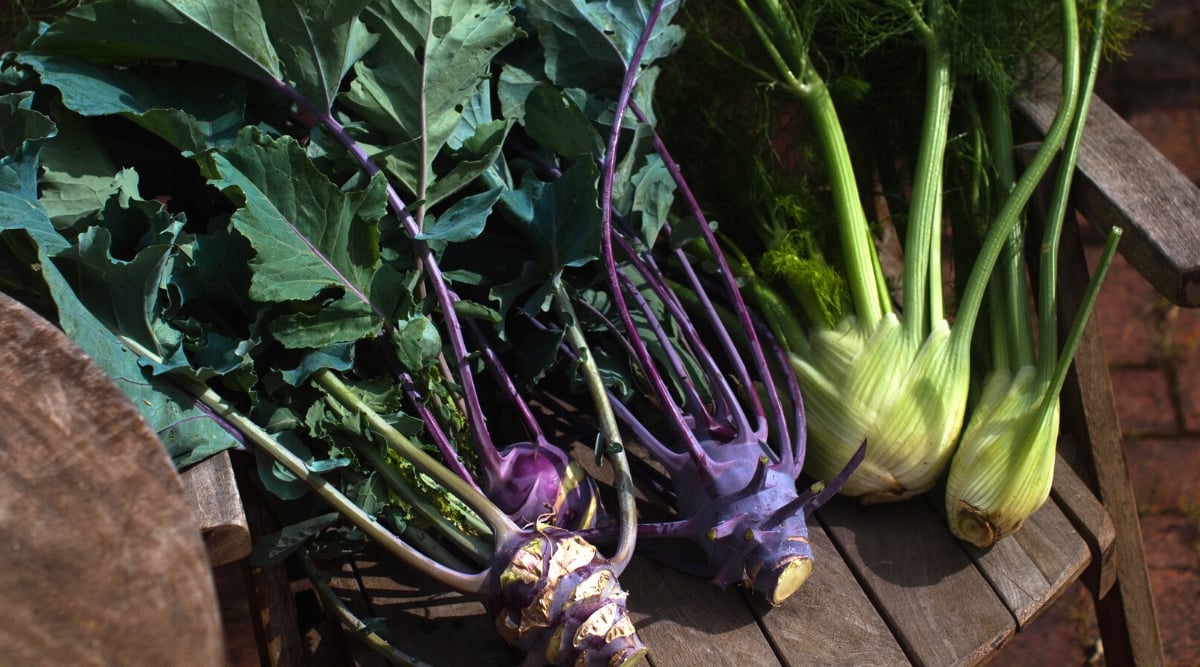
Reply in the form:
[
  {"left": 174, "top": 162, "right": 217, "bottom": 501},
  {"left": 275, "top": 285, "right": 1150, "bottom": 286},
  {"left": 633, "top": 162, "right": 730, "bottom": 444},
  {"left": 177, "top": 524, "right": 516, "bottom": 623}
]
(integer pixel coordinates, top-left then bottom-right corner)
[{"left": 1015, "top": 61, "right": 1200, "bottom": 307}]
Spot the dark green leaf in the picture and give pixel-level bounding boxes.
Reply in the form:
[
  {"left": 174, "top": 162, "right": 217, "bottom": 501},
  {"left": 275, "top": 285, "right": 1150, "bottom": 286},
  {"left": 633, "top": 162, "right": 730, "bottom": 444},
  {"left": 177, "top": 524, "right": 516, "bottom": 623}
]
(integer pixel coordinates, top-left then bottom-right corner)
[
  {"left": 197, "top": 128, "right": 387, "bottom": 336},
  {"left": 341, "top": 0, "right": 519, "bottom": 198},
  {"left": 31, "top": 0, "right": 283, "bottom": 85},
  {"left": 249, "top": 512, "right": 341, "bottom": 567},
  {"left": 260, "top": 0, "right": 376, "bottom": 113},
  {"left": 417, "top": 185, "right": 500, "bottom": 243},
  {"left": 522, "top": 85, "right": 604, "bottom": 160},
  {"left": 501, "top": 160, "right": 602, "bottom": 274}
]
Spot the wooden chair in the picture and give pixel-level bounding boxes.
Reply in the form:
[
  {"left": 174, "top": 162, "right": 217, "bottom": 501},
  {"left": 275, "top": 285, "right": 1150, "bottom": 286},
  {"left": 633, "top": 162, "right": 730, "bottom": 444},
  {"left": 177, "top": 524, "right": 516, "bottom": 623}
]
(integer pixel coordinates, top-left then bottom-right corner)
[{"left": 7, "top": 65, "right": 1193, "bottom": 665}]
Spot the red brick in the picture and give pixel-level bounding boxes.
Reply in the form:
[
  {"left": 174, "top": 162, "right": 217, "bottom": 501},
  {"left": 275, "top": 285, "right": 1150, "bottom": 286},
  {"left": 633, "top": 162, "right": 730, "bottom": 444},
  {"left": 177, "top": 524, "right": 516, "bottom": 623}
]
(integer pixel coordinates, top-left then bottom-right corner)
[
  {"left": 1139, "top": 513, "right": 1200, "bottom": 571},
  {"left": 1125, "top": 437, "right": 1200, "bottom": 514},
  {"left": 1177, "top": 350, "right": 1200, "bottom": 434},
  {"left": 1149, "top": 563, "right": 1200, "bottom": 666},
  {"left": 1082, "top": 241, "right": 1166, "bottom": 367},
  {"left": 1109, "top": 368, "right": 1178, "bottom": 435},
  {"left": 1165, "top": 309, "right": 1200, "bottom": 432}
]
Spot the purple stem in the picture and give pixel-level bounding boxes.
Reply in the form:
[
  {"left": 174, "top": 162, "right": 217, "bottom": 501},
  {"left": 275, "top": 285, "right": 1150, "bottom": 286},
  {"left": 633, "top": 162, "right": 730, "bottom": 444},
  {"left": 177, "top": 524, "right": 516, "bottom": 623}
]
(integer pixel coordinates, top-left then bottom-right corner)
[
  {"left": 304, "top": 109, "right": 501, "bottom": 461},
  {"left": 629, "top": 100, "right": 793, "bottom": 456},
  {"left": 598, "top": 0, "right": 672, "bottom": 437}
]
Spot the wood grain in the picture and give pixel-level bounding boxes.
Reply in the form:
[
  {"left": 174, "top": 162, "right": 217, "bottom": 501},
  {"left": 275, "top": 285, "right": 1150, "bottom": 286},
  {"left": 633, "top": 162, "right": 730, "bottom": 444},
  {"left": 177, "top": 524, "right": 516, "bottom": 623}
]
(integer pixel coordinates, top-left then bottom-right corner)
[
  {"left": 1016, "top": 62, "right": 1200, "bottom": 307},
  {"left": 179, "top": 449, "right": 251, "bottom": 567},
  {"left": 746, "top": 522, "right": 911, "bottom": 667},
  {"left": 1056, "top": 219, "right": 1166, "bottom": 667},
  {"left": 0, "top": 292, "right": 224, "bottom": 666},
  {"left": 817, "top": 497, "right": 1014, "bottom": 667}
]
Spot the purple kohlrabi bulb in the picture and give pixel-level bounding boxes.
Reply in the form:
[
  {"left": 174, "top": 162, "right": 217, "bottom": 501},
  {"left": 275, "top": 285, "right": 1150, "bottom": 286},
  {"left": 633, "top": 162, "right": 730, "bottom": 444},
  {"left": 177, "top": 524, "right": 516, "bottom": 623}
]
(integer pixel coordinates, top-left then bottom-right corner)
[
  {"left": 489, "top": 441, "right": 604, "bottom": 531},
  {"left": 488, "top": 525, "right": 646, "bottom": 667}
]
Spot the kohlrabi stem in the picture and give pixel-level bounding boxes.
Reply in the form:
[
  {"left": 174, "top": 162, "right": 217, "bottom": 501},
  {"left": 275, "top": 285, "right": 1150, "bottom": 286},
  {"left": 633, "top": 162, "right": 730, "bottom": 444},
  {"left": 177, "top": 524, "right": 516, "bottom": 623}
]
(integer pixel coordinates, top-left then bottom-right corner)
[
  {"left": 902, "top": 0, "right": 954, "bottom": 341},
  {"left": 171, "top": 371, "right": 487, "bottom": 594},
  {"left": 313, "top": 369, "right": 518, "bottom": 537},
  {"left": 285, "top": 102, "right": 502, "bottom": 467},
  {"left": 297, "top": 550, "right": 436, "bottom": 667},
  {"left": 1037, "top": 0, "right": 1109, "bottom": 385},
  {"left": 551, "top": 281, "right": 638, "bottom": 573},
  {"left": 950, "top": 0, "right": 1082, "bottom": 359},
  {"left": 325, "top": 398, "right": 493, "bottom": 563},
  {"left": 735, "top": 0, "right": 885, "bottom": 329},
  {"left": 114, "top": 337, "right": 488, "bottom": 591}
]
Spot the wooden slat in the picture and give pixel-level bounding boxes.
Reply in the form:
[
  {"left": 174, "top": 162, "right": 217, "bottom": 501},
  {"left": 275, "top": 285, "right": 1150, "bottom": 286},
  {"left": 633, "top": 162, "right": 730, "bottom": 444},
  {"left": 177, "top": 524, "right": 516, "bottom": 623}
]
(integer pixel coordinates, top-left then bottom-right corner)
[
  {"left": 1016, "top": 62, "right": 1200, "bottom": 307},
  {"left": 817, "top": 497, "right": 1014, "bottom": 667},
  {"left": 236, "top": 465, "right": 311, "bottom": 667},
  {"left": 180, "top": 449, "right": 252, "bottom": 567},
  {"left": 963, "top": 494, "right": 1089, "bottom": 628},
  {"left": 747, "top": 523, "right": 910, "bottom": 667},
  {"left": 346, "top": 552, "right": 517, "bottom": 667},
  {"left": 311, "top": 558, "right": 390, "bottom": 667},
  {"left": 621, "top": 556, "right": 777, "bottom": 667},
  {"left": 1049, "top": 447, "right": 1117, "bottom": 597}
]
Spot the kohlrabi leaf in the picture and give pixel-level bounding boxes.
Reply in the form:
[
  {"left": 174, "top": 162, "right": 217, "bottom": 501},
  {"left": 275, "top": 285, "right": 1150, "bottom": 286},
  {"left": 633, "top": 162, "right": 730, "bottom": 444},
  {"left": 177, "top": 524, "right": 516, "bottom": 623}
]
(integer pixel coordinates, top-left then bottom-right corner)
[
  {"left": 340, "top": 0, "right": 519, "bottom": 198},
  {"left": 170, "top": 224, "right": 258, "bottom": 325},
  {"left": 425, "top": 116, "right": 510, "bottom": 208},
  {"left": 417, "top": 185, "right": 501, "bottom": 243},
  {"left": 259, "top": 0, "right": 377, "bottom": 113},
  {"left": 0, "top": 91, "right": 56, "bottom": 156},
  {"left": 268, "top": 292, "right": 385, "bottom": 350},
  {"left": 29, "top": 0, "right": 284, "bottom": 86},
  {"left": 501, "top": 160, "right": 602, "bottom": 274},
  {"left": 630, "top": 152, "right": 674, "bottom": 245},
  {"left": 53, "top": 216, "right": 186, "bottom": 364},
  {"left": 195, "top": 128, "right": 388, "bottom": 340},
  {"left": 30, "top": 0, "right": 375, "bottom": 117},
  {"left": 523, "top": 0, "right": 684, "bottom": 91},
  {"left": 522, "top": 85, "right": 604, "bottom": 160},
  {"left": 20, "top": 55, "right": 250, "bottom": 152},
  {"left": 0, "top": 91, "right": 57, "bottom": 199}
]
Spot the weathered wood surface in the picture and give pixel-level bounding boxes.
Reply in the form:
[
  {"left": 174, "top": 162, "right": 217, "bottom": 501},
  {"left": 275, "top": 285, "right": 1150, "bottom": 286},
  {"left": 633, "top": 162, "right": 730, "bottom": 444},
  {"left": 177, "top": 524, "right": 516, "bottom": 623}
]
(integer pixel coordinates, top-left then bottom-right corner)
[
  {"left": 245, "top": 478, "right": 1100, "bottom": 667},
  {"left": 1016, "top": 62, "right": 1200, "bottom": 307},
  {"left": 180, "top": 448, "right": 252, "bottom": 567},
  {"left": 0, "top": 292, "right": 224, "bottom": 666}
]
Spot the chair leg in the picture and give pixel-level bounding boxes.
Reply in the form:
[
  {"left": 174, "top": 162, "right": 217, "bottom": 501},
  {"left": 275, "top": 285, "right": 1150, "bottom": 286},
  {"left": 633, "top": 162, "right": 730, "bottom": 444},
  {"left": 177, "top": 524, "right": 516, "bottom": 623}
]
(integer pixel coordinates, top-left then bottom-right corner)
[{"left": 1056, "top": 217, "right": 1166, "bottom": 667}]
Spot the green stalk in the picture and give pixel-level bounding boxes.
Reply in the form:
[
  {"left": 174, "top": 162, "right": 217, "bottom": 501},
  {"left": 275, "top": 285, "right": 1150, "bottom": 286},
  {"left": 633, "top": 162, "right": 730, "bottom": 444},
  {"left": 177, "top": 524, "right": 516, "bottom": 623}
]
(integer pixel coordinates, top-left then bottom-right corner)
[
  {"left": 1036, "top": 0, "right": 1110, "bottom": 385},
  {"left": 313, "top": 369, "right": 518, "bottom": 535},
  {"left": 174, "top": 372, "right": 488, "bottom": 594},
  {"left": 984, "top": 85, "right": 1037, "bottom": 370},
  {"left": 735, "top": 0, "right": 886, "bottom": 329},
  {"left": 949, "top": 0, "right": 1082, "bottom": 361},
  {"left": 330, "top": 409, "right": 493, "bottom": 565},
  {"left": 901, "top": 0, "right": 955, "bottom": 341},
  {"left": 552, "top": 280, "right": 638, "bottom": 573}
]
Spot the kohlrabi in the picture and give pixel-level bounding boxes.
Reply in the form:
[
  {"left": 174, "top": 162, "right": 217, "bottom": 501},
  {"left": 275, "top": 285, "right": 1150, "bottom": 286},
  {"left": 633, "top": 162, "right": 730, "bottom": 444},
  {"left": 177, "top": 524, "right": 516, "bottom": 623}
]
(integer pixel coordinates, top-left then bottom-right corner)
[{"left": 8, "top": 1, "right": 649, "bottom": 663}]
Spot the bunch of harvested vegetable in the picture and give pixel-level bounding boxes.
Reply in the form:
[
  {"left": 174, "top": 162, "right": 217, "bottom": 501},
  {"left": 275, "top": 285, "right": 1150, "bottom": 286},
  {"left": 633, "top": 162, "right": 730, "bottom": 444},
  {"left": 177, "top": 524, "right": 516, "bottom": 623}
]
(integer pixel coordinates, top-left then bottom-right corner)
[
  {"left": 0, "top": 0, "right": 668, "bottom": 663},
  {"left": 657, "top": 0, "right": 1140, "bottom": 518},
  {"left": 547, "top": 2, "right": 858, "bottom": 604}
]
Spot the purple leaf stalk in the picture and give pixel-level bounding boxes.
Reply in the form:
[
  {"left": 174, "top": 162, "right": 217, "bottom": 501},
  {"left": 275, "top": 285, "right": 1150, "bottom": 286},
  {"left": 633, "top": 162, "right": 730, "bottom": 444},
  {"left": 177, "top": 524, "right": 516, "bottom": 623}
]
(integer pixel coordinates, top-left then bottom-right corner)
[{"left": 581, "top": 0, "right": 862, "bottom": 604}]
